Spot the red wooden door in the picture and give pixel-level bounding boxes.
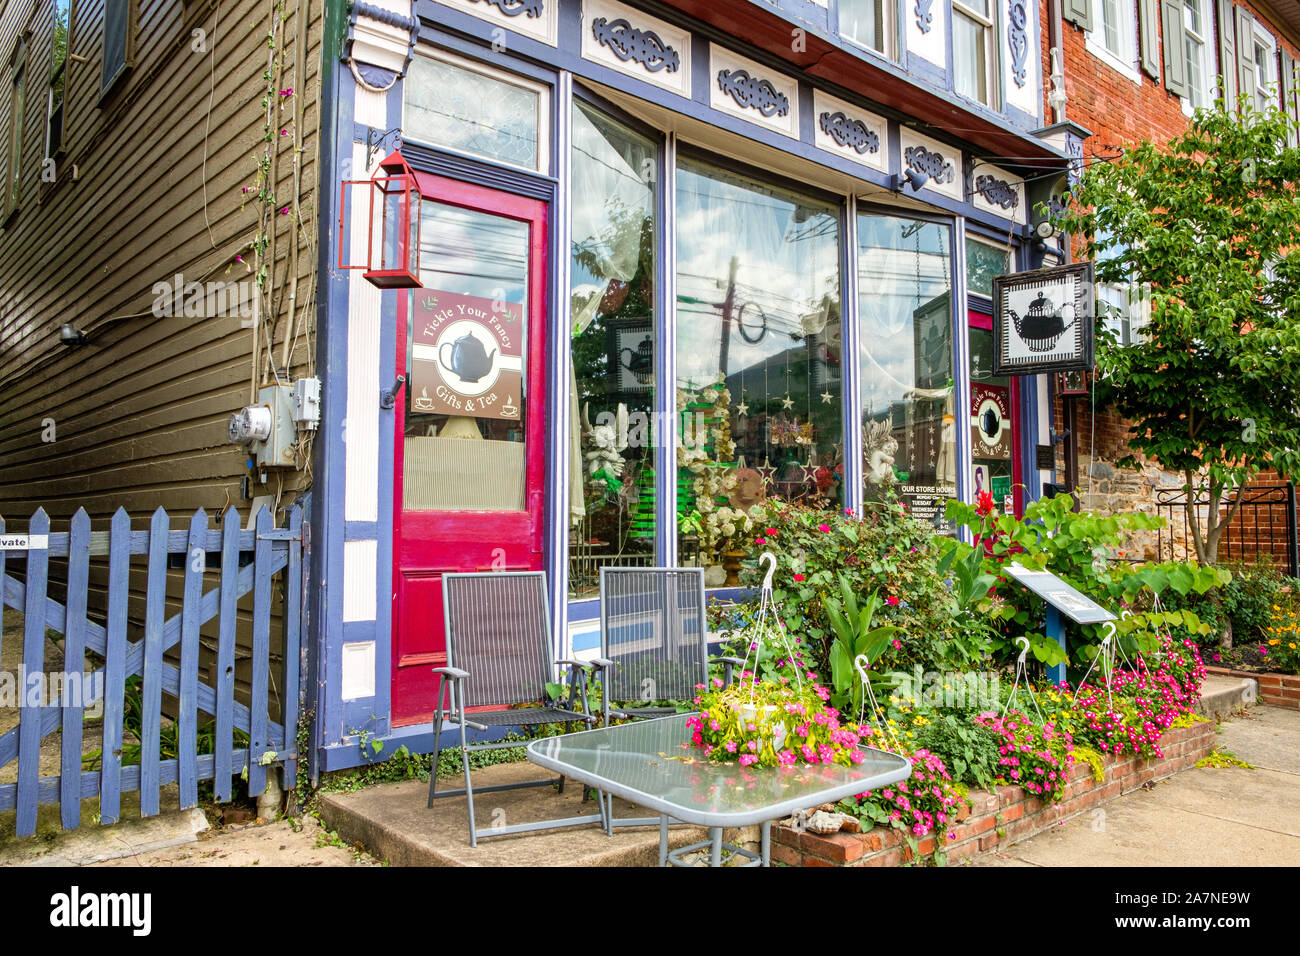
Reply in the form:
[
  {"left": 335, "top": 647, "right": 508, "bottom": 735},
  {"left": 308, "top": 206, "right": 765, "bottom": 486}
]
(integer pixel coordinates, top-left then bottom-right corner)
[
  {"left": 391, "top": 175, "right": 548, "bottom": 727},
  {"left": 968, "top": 311, "right": 1023, "bottom": 517}
]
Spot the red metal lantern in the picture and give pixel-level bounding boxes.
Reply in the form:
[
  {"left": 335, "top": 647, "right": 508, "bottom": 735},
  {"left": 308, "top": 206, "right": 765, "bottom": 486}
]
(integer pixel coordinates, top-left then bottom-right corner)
[
  {"left": 1055, "top": 369, "right": 1089, "bottom": 396},
  {"left": 339, "top": 149, "right": 422, "bottom": 289}
]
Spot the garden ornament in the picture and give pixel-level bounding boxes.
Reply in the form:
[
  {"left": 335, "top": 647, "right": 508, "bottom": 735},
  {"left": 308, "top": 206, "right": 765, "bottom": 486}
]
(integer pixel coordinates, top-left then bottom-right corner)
[
  {"left": 1001, "top": 635, "right": 1046, "bottom": 725},
  {"left": 739, "top": 552, "right": 804, "bottom": 701},
  {"left": 582, "top": 401, "right": 629, "bottom": 482},
  {"left": 854, "top": 652, "right": 903, "bottom": 753},
  {"left": 863, "top": 420, "right": 899, "bottom": 485}
]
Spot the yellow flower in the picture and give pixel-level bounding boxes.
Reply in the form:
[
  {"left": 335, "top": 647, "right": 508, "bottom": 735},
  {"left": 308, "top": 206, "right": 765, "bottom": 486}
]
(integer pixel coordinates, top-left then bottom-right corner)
[
  {"left": 1269, "top": 639, "right": 1281, "bottom": 646},
  {"left": 1274, "top": 604, "right": 1281, "bottom": 611},
  {"left": 1289, "top": 643, "right": 1297, "bottom": 649}
]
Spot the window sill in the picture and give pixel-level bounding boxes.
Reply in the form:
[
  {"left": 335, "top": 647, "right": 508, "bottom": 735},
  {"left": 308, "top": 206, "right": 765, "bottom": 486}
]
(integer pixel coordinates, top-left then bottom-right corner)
[{"left": 1084, "top": 34, "right": 1143, "bottom": 86}]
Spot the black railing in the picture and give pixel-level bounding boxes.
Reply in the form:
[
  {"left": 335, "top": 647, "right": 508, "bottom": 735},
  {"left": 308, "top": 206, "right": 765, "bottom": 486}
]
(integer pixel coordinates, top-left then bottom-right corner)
[{"left": 1154, "top": 484, "right": 1299, "bottom": 576}]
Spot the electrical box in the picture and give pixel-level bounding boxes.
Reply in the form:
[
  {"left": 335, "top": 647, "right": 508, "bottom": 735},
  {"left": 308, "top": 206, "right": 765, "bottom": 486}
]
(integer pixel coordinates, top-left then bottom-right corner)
[
  {"left": 227, "top": 385, "right": 297, "bottom": 468},
  {"left": 292, "top": 377, "right": 322, "bottom": 430}
]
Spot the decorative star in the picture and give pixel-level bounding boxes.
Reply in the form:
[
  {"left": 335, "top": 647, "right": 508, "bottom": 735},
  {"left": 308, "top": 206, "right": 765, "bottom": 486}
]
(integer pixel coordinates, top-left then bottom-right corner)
[
  {"left": 756, "top": 459, "right": 776, "bottom": 489},
  {"left": 735, "top": 399, "right": 749, "bottom": 417},
  {"left": 801, "top": 462, "right": 821, "bottom": 485},
  {"left": 821, "top": 390, "right": 834, "bottom": 405},
  {"left": 781, "top": 394, "right": 794, "bottom": 410}
]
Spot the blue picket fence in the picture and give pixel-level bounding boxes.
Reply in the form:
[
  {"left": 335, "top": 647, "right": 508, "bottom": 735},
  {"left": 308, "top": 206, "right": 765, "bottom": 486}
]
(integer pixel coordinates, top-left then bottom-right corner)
[{"left": 0, "top": 505, "right": 302, "bottom": 838}]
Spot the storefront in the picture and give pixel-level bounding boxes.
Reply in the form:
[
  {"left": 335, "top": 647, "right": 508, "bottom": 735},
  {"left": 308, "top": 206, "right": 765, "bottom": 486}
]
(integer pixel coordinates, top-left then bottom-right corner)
[{"left": 309, "top": 0, "right": 1076, "bottom": 768}]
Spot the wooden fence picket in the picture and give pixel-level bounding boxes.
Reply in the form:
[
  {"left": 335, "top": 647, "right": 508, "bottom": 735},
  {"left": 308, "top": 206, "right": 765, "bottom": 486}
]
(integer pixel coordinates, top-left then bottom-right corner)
[
  {"left": 140, "top": 507, "right": 169, "bottom": 817},
  {"left": 178, "top": 509, "right": 206, "bottom": 809},
  {"left": 215, "top": 506, "right": 239, "bottom": 803},
  {"left": 248, "top": 507, "right": 272, "bottom": 797},
  {"left": 60, "top": 509, "right": 91, "bottom": 830},
  {"left": 16, "top": 508, "right": 50, "bottom": 838},
  {"left": 101, "top": 508, "right": 131, "bottom": 825}
]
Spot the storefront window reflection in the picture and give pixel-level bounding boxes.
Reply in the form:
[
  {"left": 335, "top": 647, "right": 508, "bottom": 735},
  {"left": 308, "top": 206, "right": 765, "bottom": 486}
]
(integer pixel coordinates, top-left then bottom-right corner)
[
  {"left": 567, "top": 101, "right": 657, "bottom": 598},
  {"left": 858, "top": 213, "right": 956, "bottom": 527},
  {"left": 676, "top": 158, "right": 842, "bottom": 585},
  {"left": 966, "top": 237, "right": 1011, "bottom": 297}
]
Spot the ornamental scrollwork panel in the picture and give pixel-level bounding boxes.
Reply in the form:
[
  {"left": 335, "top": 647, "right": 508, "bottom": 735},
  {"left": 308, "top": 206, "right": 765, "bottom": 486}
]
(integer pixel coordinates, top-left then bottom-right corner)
[
  {"left": 914, "top": 0, "right": 935, "bottom": 33},
  {"left": 819, "top": 111, "right": 879, "bottom": 155},
  {"left": 592, "top": 16, "right": 680, "bottom": 73},
  {"left": 904, "top": 144, "right": 954, "bottom": 184},
  {"left": 1008, "top": 0, "right": 1029, "bottom": 88},
  {"left": 468, "top": 0, "right": 544, "bottom": 18},
  {"left": 717, "top": 68, "right": 790, "bottom": 118},
  {"left": 975, "top": 174, "right": 1020, "bottom": 210}
]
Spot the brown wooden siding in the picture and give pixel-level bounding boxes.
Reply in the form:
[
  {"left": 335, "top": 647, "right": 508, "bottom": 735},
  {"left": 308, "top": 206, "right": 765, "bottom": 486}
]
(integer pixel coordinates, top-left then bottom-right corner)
[{"left": 0, "top": 0, "right": 324, "bottom": 528}]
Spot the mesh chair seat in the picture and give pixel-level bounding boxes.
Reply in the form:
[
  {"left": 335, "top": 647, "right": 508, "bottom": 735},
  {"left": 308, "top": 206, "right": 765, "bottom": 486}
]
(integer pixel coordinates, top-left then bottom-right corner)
[{"left": 455, "top": 707, "right": 587, "bottom": 727}]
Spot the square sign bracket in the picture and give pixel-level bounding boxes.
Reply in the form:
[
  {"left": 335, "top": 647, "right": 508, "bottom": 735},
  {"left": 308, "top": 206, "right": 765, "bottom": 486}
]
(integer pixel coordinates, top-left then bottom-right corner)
[{"left": 1003, "top": 562, "right": 1116, "bottom": 686}]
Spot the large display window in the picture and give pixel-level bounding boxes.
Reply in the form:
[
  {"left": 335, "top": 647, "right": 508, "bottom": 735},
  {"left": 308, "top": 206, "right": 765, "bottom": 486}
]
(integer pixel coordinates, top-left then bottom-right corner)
[
  {"left": 675, "top": 157, "right": 843, "bottom": 583},
  {"left": 857, "top": 213, "right": 957, "bottom": 527}
]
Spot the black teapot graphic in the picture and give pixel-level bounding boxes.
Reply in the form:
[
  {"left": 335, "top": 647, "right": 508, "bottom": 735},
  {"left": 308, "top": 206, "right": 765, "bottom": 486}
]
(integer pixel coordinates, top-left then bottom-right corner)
[
  {"left": 981, "top": 406, "right": 1001, "bottom": 439},
  {"left": 1007, "top": 289, "right": 1077, "bottom": 352},
  {"left": 439, "top": 331, "right": 497, "bottom": 384},
  {"left": 619, "top": 334, "right": 653, "bottom": 386}
]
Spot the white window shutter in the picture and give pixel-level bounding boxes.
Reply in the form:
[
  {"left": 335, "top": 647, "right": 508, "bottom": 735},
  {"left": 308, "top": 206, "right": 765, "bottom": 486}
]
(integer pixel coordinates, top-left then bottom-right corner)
[
  {"left": 1216, "top": 0, "right": 1237, "bottom": 108},
  {"left": 1139, "top": 0, "right": 1162, "bottom": 78},
  {"left": 1162, "top": 0, "right": 1189, "bottom": 96}
]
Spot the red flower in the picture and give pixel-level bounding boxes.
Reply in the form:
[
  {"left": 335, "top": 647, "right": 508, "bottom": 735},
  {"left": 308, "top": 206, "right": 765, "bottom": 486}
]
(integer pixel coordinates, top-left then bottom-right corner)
[
  {"left": 886, "top": 596, "right": 899, "bottom": 606},
  {"left": 976, "top": 490, "right": 996, "bottom": 516},
  {"left": 793, "top": 573, "right": 806, "bottom": 582}
]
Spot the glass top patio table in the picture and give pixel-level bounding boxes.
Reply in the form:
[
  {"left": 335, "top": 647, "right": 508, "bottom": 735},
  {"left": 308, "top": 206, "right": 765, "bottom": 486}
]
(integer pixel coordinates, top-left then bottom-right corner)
[{"left": 526, "top": 713, "right": 913, "bottom": 828}]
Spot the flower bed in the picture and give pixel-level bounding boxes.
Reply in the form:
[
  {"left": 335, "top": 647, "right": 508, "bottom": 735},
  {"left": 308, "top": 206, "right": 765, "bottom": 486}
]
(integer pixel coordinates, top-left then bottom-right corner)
[{"left": 772, "top": 720, "right": 1215, "bottom": 867}]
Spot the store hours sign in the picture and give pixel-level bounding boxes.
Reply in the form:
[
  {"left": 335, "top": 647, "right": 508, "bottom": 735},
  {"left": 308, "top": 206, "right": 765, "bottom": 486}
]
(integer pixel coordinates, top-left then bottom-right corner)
[
  {"left": 410, "top": 289, "right": 524, "bottom": 419},
  {"left": 992, "top": 261, "right": 1094, "bottom": 375}
]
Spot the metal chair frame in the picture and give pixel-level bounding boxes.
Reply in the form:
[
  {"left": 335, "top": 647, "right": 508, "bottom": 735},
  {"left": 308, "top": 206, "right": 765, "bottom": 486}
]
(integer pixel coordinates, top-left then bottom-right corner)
[
  {"left": 427, "top": 571, "right": 608, "bottom": 847},
  {"left": 588, "top": 566, "right": 743, "bottom": 831}
]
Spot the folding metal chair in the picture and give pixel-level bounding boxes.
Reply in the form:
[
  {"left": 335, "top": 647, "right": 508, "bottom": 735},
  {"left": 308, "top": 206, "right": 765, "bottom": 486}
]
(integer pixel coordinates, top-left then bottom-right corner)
[
  {"left": 428, "top": 571, "right": 607, "bottom": 847},
  {"left": 587, "top": 567, "right": 743, "bottom": 830}
]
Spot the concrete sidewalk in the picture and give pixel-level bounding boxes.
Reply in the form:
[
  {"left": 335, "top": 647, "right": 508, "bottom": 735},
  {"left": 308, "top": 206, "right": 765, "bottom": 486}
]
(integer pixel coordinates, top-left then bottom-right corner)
[{"left": 975, "top": 705, "right": 1300, "bottom": 867}]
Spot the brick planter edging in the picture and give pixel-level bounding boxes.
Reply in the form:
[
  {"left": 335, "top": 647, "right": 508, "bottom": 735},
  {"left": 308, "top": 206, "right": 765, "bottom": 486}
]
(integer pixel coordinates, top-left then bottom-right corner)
[
  {"left": 774, "top": 721, "right": 1215, "bottom": 867},
  {"left": 1205, "top": 665, "right": 1300, "bottom": 710}
]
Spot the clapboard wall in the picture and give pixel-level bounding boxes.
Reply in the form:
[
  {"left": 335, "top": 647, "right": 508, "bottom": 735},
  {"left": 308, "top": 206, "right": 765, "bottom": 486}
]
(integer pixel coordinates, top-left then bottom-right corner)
[{"left": 0, "top": 0, "right": 324, "bottom": 524}]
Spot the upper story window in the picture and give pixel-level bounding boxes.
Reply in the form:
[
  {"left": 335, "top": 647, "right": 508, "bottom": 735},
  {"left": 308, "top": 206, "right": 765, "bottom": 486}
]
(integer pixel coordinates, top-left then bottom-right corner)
[
  {"left": 1250, "top": 24, "right": 1278, "bottom": 113},
  {"left": 404, "top": 49, "right": 550, "bottom": 175},
  {"left": 952, "top": 0, "right": 998, "bottom": 107},
  {"left": 839, "top": 0, "right": 892, "bottom": 58},
  {"left": 5, "top": 34, "right": 27, "bottom": 220},
  {"left": 1182, "top": 0, "right": 1214, "bottom": 113},
  {"left": 1087, "top": 0, "right": 1140, "bottom": 83},
  {"left": 46, "top": 0, "right": 72, "bottom": 159}
]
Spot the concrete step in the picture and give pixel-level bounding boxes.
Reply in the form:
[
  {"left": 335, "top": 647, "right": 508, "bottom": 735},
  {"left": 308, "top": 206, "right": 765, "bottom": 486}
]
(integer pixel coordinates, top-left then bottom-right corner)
[
  {"left": 1197, "top": 674, "right": 1257, "bottom": 720},
  {"left": 316, "top": 761, "right": 713, "bottom": 867}
]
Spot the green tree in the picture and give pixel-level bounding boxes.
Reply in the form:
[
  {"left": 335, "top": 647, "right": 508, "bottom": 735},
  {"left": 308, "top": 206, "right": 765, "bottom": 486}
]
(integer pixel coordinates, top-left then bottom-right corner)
[{"left": 1056, "top": 103, "right": 1300, "bottom": 565}]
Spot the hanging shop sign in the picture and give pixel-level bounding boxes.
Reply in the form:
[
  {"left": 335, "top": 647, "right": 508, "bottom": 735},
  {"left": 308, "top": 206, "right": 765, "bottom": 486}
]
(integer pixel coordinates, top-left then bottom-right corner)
[
  {"left": 410, "top": 289, "right": 523, "bottom": 419},
  {"left": 992, "top": 261, "right": 1094, "bottom": 375},
  {"left": 970, "top": 383, "right": 1012, "bottom": 461}
]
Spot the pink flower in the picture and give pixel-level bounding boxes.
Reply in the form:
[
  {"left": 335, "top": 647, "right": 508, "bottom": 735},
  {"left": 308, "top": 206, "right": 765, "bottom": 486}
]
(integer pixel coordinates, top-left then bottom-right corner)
[
  {"left": 891, "top": 639, "right": 902, "bottom": 650},
  {"left": 886, "top": 595, "right": 899, "bottom": 606},
  {"left": 709, "top": 720, "right": 721, "bottom": 731},
  {"left": 738, "top": 754, "right": 758, "bottom": 766},
  {"left": 778, "top": 749, "right": 796, "bottom": 765},
  {"left": 724, "top": 741, "right": 737, "bottom": 753},
  {"left": 817, "top": 524, "right": 831, "bottom": 532}
]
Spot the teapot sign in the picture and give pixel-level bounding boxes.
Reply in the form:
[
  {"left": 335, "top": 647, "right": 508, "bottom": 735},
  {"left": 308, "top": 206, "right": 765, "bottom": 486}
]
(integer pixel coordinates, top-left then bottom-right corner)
[
  {"left": 992, "top": 261, "right": 1094, "bottom": 375},
  {"left": 410, "top": 289, "right": 524, "bottom": 419}
]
